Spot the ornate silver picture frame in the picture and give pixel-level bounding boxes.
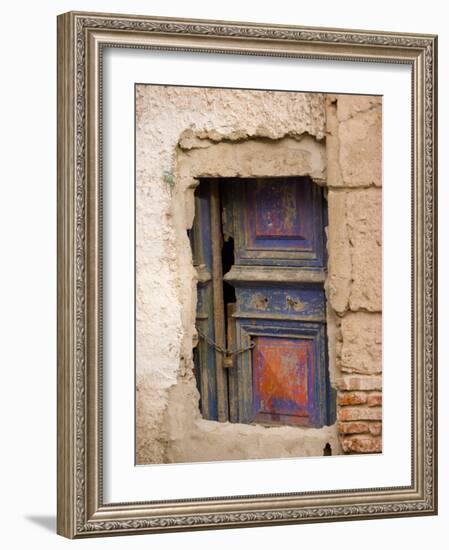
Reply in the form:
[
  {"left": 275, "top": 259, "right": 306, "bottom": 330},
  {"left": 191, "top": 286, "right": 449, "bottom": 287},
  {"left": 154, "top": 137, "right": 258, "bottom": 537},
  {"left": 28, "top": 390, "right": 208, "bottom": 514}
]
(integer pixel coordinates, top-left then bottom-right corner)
[{"left": 57, "top": 11, "right": 437, "bottom": 538}]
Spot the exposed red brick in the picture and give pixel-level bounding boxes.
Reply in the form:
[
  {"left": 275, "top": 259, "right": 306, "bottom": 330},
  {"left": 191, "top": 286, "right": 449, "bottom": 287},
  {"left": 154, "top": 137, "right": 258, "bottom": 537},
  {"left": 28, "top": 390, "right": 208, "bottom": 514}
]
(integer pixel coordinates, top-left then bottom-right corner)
[
  {"left": 338, "top": 421, "right": 369, "bottom": 434},
  {"left": 369, "top": 422, "right": 382, "bottom": 436},
  {"left": 337, "top": 391, "right": 368, "bottom": 406},
  {"left": 335, "top": 375, "right": 382, "bottom": 391},
  {"left": 341, "top": 435, "right": 382, "bottom": 454},
  {"left": 367, "top": 393, "right": 382, "bottom": 407},
  {"left": 338, "top": 406, "right": 382, "bottom": 421}
]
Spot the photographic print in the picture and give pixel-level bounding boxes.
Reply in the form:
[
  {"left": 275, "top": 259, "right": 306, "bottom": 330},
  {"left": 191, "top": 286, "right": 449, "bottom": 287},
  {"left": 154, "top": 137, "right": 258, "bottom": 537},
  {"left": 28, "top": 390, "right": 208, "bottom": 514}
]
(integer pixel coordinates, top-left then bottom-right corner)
[
  {"left": 57, "top": 11, "right": 436, "bottom": 537},
  {"left": 135, "top": 85, "right": 382, "bottom": 464}
]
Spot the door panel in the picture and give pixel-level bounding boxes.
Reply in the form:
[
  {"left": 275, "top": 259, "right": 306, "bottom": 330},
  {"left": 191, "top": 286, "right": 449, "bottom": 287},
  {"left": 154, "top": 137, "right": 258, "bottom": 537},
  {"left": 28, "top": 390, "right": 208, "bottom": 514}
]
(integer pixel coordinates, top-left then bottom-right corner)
[
  {"left": 191, "top": 183, "right": 218, "bottom": 420},
  {"left": 234, "top": 284, "right": 326, "bottom": 321},
  {"left": 192, "top": 176, "right": 334, "bottom": 428},
  {"left": 253, "top": 336, "right": 312, "bottom": 425},
  {"left": 226, "top": 177, "right": 326, "bottom": 267},
  {"left": 230, "top": 318, "right": 328, "bottom": 426}
]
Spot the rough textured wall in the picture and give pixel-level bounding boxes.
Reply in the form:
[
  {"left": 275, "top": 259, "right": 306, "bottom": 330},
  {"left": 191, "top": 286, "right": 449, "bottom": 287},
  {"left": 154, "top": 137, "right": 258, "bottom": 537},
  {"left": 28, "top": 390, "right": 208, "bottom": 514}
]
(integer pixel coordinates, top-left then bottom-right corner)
[
  {"left": 168, "top": 133, "right": 337, "bottom": 463},
  {"left": 135, "top": 85, "right": 382, "bottom": 464},
  {"left": 326, "top": 95, "right": 383, "bottom": 453}
]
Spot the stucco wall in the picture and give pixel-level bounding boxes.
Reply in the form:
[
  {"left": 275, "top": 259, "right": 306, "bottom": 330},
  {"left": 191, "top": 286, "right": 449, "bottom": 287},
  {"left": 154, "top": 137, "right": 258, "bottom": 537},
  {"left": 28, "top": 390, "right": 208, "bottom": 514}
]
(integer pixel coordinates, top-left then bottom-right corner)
[
  {"left": 326, "top": 95, "right": 382, "bottom": 453},
  {"left": 135, "top": 85, "right": 382, "bottom": 464}
]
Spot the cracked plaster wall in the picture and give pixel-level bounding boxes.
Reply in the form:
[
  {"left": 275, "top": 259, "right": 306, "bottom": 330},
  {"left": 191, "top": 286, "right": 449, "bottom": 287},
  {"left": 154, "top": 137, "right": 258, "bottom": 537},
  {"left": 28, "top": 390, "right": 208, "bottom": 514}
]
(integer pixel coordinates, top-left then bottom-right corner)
[
  {"left": 326, "top": 94, "right": 383, "bottom": 453},
  {"left": 135, "top": 85, "right": 382, "bottom": 464}
]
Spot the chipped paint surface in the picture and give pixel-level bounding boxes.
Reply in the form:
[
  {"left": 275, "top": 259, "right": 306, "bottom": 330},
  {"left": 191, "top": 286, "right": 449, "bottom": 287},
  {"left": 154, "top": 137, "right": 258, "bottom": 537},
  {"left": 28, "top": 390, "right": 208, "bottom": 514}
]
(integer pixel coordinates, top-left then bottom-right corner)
[
  {"left": 253, "top": 337, "right": 312, "bottom": 425},
  {"left": 237, "top": 286, "right": 325, "bottom": 319},
  {"left": 254, "top": 180, "right": 300, "bottom": 238},
  {"left": 211, "top": 175, "right": 332, "bottom": 429},
  {"left": 286, "top": 296, "right": 306, "bottom": 312},
  {"left": 248, "top": 293, "right": 269, "bottom": 311},
  {"left": 227, "top": 177, "right": 326, "bottom": 267}
]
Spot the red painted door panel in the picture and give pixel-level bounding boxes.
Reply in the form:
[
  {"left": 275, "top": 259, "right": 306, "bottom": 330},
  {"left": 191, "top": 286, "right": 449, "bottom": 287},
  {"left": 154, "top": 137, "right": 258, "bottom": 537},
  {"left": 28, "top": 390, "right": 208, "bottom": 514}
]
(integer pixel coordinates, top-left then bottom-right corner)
[{"left": 252, "top": 336, "right": 314, "bottom": 425}]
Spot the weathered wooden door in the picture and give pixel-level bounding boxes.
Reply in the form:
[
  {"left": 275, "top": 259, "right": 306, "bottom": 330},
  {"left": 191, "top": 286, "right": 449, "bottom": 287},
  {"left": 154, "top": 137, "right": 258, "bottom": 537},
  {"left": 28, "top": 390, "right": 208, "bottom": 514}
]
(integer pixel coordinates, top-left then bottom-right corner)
[{"left": 191, "top": 176, "right": 335, "bottom": 427}]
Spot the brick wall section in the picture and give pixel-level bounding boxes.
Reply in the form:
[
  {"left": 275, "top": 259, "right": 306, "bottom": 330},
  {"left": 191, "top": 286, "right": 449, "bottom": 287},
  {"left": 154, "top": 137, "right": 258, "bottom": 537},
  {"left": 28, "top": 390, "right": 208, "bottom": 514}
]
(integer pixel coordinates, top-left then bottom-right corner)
[{"left": 326, "top": 95, "right": 382, "bottom": 454}]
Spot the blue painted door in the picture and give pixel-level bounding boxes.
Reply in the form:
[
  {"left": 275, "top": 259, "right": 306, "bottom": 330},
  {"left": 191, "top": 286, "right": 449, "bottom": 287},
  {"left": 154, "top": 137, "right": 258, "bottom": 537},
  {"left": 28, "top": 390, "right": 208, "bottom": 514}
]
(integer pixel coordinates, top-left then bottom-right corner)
[{"left": 191, "top": 177, "right": 335, "bottom": 427}]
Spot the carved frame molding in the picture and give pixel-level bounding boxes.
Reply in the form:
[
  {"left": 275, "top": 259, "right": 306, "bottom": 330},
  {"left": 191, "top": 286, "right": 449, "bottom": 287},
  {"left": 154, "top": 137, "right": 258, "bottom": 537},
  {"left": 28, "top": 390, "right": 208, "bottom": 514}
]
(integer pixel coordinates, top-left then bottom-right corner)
[{"left": 57, "top": 11, "right": 437, "bottom": 538}]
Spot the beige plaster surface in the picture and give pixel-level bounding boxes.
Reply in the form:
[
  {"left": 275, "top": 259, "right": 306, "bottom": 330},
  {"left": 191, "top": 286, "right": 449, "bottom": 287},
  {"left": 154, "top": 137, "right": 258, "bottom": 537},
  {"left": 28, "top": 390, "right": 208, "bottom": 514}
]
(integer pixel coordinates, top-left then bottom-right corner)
[{"left": 135, "top": 85, "right": 382, "bottom": 464}]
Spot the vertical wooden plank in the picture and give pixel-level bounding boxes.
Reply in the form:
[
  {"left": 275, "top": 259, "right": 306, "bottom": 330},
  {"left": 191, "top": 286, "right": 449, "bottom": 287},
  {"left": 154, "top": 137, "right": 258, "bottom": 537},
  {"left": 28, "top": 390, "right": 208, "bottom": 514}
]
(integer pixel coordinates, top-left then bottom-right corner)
[
  {"left": 236, "top": 325, "right": 255, "bottom": 424},
  {"left": 225, "top": 303, "right": 236, "bottom": 370},
  {"left": 210, "top": 181, "right": 228, "bottom": 421},
  {"left": 226, "top": 303, "right": 238, "bottom": 421},
  {"left": 191, "top": 189, "right": 218, "bottom": 420}
]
